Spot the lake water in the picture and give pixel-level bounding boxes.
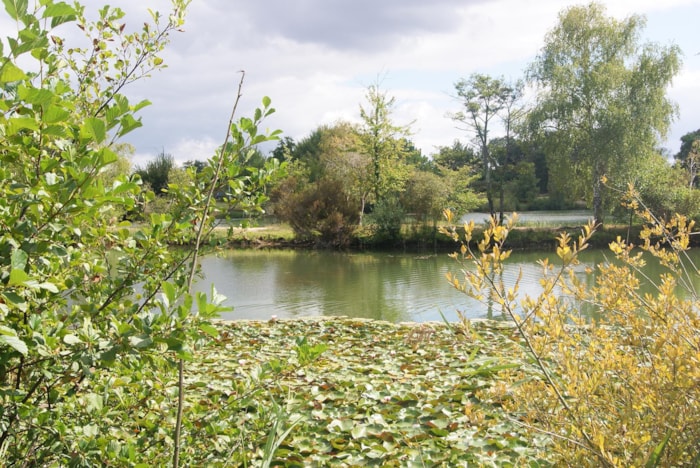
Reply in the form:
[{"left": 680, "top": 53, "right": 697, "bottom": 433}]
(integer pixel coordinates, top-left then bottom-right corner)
[
  {"left": 461, "top": 210, "right": 592, "bottom": 226},
  {"left": 194, "top": 247, "right": 700, "bottom": 323}
]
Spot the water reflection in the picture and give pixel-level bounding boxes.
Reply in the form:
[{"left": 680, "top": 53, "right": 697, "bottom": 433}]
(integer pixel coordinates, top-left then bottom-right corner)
[{"left": 193, "top": 248, "right": 700, "bottom": 323}]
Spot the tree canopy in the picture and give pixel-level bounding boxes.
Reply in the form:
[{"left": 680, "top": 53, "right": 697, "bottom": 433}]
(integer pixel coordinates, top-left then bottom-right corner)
[{"left": 527, "top": 2, "right": 681, "bottom": 224}]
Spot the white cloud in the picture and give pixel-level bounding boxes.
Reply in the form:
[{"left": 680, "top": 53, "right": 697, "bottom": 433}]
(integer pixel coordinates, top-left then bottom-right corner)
[{"left": 2, "top": 0, "right": 698, "bottom": 161}]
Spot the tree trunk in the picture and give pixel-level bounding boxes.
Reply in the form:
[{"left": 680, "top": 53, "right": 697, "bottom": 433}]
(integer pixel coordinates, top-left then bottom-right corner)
[
  {"left": 359, "top": 196, "right": 366, "bottom": 226},
  {"left": 592, "top": 163, "right": 604, "bottom": 226},
  {"left": 498, "top": 185, "right": 505, "bottom": 225}
]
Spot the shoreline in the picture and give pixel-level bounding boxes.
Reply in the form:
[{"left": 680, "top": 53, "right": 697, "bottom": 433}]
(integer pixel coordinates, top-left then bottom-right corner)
[{"left": 219, "top": 223, "right": 655, "bottom": 252}]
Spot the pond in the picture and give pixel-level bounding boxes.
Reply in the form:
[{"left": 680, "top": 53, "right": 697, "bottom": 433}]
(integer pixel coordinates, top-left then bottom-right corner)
[
  {"left": 460, "top": 210, "right": 592, "bottom": 226},
  {"left": 194, "top": 247, "right": 700, "bottom": 323}
]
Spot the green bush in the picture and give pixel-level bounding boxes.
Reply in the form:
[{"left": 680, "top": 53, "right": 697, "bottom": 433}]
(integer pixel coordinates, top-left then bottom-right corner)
[
  {"left": 0, "top": 1, "right": 283, "bottom": 464},
  {"left": 367, "top": 196, "right": 405, "bottom": 242}
]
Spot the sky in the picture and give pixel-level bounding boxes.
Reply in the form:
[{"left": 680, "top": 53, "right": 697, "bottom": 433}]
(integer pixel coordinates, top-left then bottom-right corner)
[{"left": 4, "top": 0, "right": 700, "bottom": 165}]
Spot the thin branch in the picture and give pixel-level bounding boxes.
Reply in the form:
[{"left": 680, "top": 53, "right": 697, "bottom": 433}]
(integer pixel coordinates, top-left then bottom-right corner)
[{"left": 173, "top": 71, "right": 246, "bottom": 468}]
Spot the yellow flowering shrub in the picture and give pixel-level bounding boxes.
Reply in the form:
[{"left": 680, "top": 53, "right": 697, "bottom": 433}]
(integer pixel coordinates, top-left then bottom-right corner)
[{"left": 441, "top": 191, "right": 700, "bottom": 467}]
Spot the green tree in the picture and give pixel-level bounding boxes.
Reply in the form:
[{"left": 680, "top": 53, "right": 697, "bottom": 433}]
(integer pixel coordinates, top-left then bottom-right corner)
[
  {"left": 313, "top": 121, "right": 372, "bottom": 224},
  {"left": 401, "top": 169, "right": 449, "bottom": 225},
  {"left": 182, "top": 159, "right": 207, "bottom": 173},
  {"left": 528, "top": 2, "right": 681, "bottom": 224},
  {"left": 290, "top": 126, "right": 325, "bottom": 181},
  {"left": 0, "top": 1, "right": 282, "bottom": 464},
  {"left": 271, "top": 135, "right": 296, "bottom": 162},
  {"left": 440, "top": 166, "right": 485, "bottom": 216},
  {"left": 137, "top": 150, "right": 176, "bottom": 195},
  {"left": 271, "top": 122, "right": 365, "bottom": 243},
  {"left": 271, "top": 172, "right": 359, "bottom": 247},
  {"left": 359, "top": 82, "right": 413, "bottom": 202},
  {"left": 432, "top": 140, "right": 480, "bottom": 172},
  {"left": 403, "top": 138, "right": 436, "bottom": 173},
  {"left": 624, "top": 152, "right": 693, "bottom": 219},
  {"left": 451, "top": 74, "right": 516, "bottom": 218},
  {"left": 674, "top": 128, "right": 700, "bottom": 187}
]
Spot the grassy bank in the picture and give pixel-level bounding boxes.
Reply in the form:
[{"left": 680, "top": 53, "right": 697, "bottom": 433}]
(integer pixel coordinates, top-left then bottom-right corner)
[{"left": 218, "top": 221, "right": 648, "bottom": 252}]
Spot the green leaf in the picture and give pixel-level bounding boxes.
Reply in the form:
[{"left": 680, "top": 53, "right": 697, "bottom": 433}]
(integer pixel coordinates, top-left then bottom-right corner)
[
  {"left": 262, "top": 96, "right": 271, "bottom": 107},
  {"left": 2, "top": 292, "right": 26, "bottom": 309},
  {"left": 11, "top": 248, "right": 28, "bottom": 271},
  {"left": 0, "top": 60, "right": 27, "bottom": 82},
  {"left": 351, "top": 424, "right": 367, "bottom": 439},
  {"left": 645, "top": 430, "right": 673, "bottom": 468},
  {"left": 132, "top": 99, "right": 151, "bottom": 112},
  {"left": 43, "top": 104, "right": 70, "bottom": 124},
  {"left": 37, "top": 282, "right": 58, "bottom": 293},
  {"left": 117, "top": 114, "right": 142, "bottom": 137},
  {"left": 42, "top": 2, "right": 75, "bottom": 18},
  {"left": 7, "top": 116, "right": 39, "bottom": 134},
  {"left": 0, "top": 326, "right": 27, "bottom": 355},
  {"left": 80, "top": 117, "right": 106, "bottom": 144},
  {"left": 8, "top": 268, "right": 29, "bottom": 286},
  {"left": 63, "top": 334, "right": 82, "bottom": 345},
  {"left": 162, "top": 281, "right": 176, "bottom": 306},
  {"left": 85, "top": 393, "right": 103, "bottom": 412},
  {"left": 2, "top": 0, "right": 28, "bottom": 21},
  {"left": 129, "top": 334, "right": 153, "bottom": 349},
  {"left": 196, "top": 291, "right": 207, "bottom": 315},
  {"left": 18, "top": 86, "right": 54, "bottom": 106},
  {"left": 199, "top": 323, "right": 219, "bottom": 339}
]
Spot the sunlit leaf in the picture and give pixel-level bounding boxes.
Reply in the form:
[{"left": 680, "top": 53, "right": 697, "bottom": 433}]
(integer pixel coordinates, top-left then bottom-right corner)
[{"left": 0, "top": 325, "right": 27, "bottom": 354}]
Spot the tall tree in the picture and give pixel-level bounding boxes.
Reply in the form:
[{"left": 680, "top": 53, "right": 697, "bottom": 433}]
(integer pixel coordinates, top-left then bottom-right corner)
[
  {"left": 271, "top": 136, "right": 296, "bottom": 162},
  {"left": 451, "top": 74, "right": 517, "bottom": 218},
  {"left": 528, "top": 2, "right": 681, "bottom": 224},
  {"left": 358, "top": 82, "right": 412, "bottom": 202}
]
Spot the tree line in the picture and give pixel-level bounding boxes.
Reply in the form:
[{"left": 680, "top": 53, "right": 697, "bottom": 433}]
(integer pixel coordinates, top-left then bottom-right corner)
[{"left": 133, "top": 3, "right": 697, "bottom": 247}]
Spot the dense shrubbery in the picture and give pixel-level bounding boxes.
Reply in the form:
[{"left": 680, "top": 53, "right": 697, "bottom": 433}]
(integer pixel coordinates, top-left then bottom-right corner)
[
  {"left": 442, "top": 184, "right": 700, "bottom": 466},
  {"left": 0, "top": 2, "right": 284, "bottom": 465},
  {"left": 272, "top": 176, "right": 359, "bottom": 247}
]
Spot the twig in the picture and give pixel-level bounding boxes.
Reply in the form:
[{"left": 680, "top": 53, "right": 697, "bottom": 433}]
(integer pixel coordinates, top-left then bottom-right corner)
[{"left": 172, "top": 71, "right": 247, "bottom": 468}]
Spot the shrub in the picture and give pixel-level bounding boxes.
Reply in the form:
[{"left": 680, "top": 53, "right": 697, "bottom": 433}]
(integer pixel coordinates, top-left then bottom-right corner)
[
  {"left": 0, "top": 1, "right": 284, "bottom": 465},
  {"left": 273, "top": 176, "right": 359, "bottom": 247},
  {"left": 441, "top": 185, "right": 700, "bottom": 466},
  {"left": 367, "top": 196, "right": 405, "bottom": 242}
]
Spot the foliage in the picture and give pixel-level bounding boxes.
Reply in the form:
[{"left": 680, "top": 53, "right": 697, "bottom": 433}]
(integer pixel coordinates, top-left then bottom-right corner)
[
  {"left": 271, "top": 135, "right": 296, "bottom": 162},
  {"left": 508, "top": 161, "right": 539, "bottom": 206},
  {"left": 487, "top": 136, "right": 540, "bottom": 212},
  {"left": 359, "top": 82, "right": 413, "bottom": 202},
  {"left": 527, "top": 2, "right": 681, "bottom": 224},
  {"left": 0, "top": 1, "right": 283, "bottom": 465},
  {"left": 674, "top": 128, "right": 700, "bottom": 188},
  {"left": 400, "top": 169, "right": 450, "bottom": 225},
  {"left": 440, "top": 165, "right": 487, "bottom": 216},
  {"left": 617, "top": 152, "right": 691, "bottom": 221},
  {"left": 136, "top": 150, "right": 175, "bottom": 195},
  {"left": 432, "top": 140, "right": 480, "bottom": 172},
  {"left": 272, "top": 173, "right": 359, "bottom": 248},
  {"left": 367, "top": 196, "right": 405, "bottom": 242},
  {"left": 441, "top": 184, "right": 700, "bottom": 466},
  {"left": 451, "top": 74, "right": 524, "bottom": 218},
  {"left": 272, "top": 122, "right": 374, "bottom": 230},
  {"left": 162, "top": 318, "right": 552, "bottom": 465}
]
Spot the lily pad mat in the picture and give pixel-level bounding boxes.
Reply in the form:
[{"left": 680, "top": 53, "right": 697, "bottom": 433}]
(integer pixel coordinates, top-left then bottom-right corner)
[{"left": 188, "top": 317, "right": 553, "bottom": 466}]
